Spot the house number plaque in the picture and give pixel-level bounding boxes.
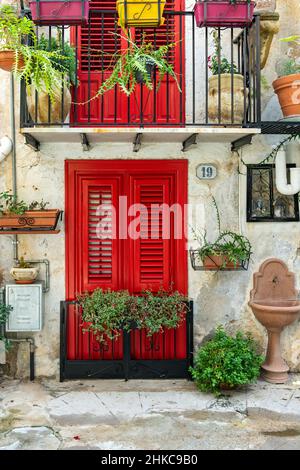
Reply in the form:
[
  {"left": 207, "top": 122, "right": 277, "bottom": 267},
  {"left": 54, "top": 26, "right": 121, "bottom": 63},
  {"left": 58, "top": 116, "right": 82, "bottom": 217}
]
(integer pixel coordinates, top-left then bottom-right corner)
[{"left": 196, "top": 164, "right": 217, "bottom": 180}]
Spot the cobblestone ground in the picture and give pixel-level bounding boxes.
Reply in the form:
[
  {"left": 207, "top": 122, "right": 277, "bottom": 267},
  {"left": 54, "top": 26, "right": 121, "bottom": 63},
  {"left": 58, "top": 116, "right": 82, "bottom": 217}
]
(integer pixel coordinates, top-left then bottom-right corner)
[{"left": 0, "top": 377, "right": 300, "bottom": 450}]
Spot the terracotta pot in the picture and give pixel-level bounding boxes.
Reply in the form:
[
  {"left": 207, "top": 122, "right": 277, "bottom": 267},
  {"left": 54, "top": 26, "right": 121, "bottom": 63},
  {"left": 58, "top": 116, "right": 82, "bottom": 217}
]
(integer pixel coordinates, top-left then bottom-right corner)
[
  {"left": 26, "top": 84, "right": 71, "bottom": 124},
  {"left": 0, "top": 50, "right": 25, "bottom": 72},
  {"left": 208, "top": 74, "right": 247, "bottom": 124},
  {"left": 10, "top": 266, "right": 39, "bottom": 284},
  {"left": 0, "top": 210, "right": 60, "bottom": 230},
  {"left": 203, "top": 255, "right": 241, "bottom": 270},
  {"left": 273, "top": 74, "right": 300, "bottom": 118}
]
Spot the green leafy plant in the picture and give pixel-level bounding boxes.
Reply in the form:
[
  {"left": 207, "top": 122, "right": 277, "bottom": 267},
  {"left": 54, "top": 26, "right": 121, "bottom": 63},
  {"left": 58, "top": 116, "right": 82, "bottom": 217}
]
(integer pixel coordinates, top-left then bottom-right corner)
[
  {"left": 78, "top": 288, "right": 187, "bottom": 343},
  {"left": 193, "top": 196, "right": 252, "bottom": 268},
  {"left": 189, "top": 327, "right": 263, "bottom": 395},
  {"left": 0, "top": 191, "right": 49, "bottom": 215},
  {"left": 17, "top": 256, "right": 32, "bottom": 269},
  {"left": 208, "top": 29, "right": 238, "bottom": 76},
  {"left": 0, "top": 5, "right": 70, "bottom": 100},
  {"left": 276, "top": 35, "right": 300, "bottom": 78},
  {"left": 37, "top": 33, "right": 76, "bottom": 86},
  {"left": 0, "top": 301, "right": 12, "bottom": 350},
  {"left": 83, "top": 30, "right": 181, "bottom": 100}
]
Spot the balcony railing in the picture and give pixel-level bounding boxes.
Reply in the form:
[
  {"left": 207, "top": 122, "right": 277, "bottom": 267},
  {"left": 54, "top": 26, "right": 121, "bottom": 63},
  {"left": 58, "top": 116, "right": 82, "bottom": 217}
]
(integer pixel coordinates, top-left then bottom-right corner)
[{"left": 20, "top": 10, "right": 261, "bottom": 129}]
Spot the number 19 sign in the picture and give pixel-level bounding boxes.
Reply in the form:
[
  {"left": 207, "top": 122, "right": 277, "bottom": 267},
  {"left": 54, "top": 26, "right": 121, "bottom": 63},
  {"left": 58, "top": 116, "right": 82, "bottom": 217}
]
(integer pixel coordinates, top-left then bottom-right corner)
[{"left": 196, "top": 164, "right": 217, "bottom": 180}]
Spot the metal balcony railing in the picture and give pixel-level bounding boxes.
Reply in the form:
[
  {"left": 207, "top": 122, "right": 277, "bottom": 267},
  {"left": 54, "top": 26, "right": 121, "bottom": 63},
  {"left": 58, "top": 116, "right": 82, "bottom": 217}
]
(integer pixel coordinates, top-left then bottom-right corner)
[{"left": 20, "top": 10, "right": 261, "bottom": 128}]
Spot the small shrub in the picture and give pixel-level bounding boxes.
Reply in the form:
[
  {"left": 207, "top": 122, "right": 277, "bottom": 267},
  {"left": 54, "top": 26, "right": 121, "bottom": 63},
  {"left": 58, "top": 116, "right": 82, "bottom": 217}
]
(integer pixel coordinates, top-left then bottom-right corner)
[{"left": 190, "top": 327, "right": 263, "bottom": 395}]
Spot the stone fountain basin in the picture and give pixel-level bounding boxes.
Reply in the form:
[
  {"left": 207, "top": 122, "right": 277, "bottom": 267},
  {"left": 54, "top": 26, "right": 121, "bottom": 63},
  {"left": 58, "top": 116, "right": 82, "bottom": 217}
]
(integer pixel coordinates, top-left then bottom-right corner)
[{"left": 249, "top": 300, "right": 300, "bottom": 329}]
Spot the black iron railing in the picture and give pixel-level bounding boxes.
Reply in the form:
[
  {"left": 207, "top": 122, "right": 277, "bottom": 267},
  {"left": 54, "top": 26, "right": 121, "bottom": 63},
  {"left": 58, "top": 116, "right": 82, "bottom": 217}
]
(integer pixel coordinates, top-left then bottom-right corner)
[
  {"left": 60, "top": 299, "right": 194, "bottom": 381},
  {"left": 20, "top": 10, "right": 261, "bottom": 128}
]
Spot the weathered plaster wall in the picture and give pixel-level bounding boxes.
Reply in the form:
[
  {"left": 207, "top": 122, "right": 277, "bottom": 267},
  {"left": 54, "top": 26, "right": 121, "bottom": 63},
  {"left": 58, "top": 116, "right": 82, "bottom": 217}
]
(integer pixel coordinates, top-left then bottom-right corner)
[{"left": 0, "top": 0, "right": 299, "bottom": 378}]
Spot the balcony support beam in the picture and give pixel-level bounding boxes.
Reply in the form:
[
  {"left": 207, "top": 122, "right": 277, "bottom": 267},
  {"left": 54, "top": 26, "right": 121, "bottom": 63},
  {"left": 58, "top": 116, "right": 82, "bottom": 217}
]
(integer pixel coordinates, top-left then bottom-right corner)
[
  {"left": 133, "top": 133, "right": 143, "bottom": 152},
  {"left": 24, "top": 133, "right": 40, "bottom": 152},
  {"left": 231, "top": 134, "right": 253, "bottom": 152},
  {"left": 182, "top": 133, "right": 198, "bottom": 152},
  {"left": 80, "top": 133, "right": 90, "bottom": 151}
]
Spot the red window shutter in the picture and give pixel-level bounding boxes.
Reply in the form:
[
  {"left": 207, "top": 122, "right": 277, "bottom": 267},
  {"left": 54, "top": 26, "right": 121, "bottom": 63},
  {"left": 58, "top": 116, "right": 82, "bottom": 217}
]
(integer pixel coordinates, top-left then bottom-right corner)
[{"left": 81, "top": 179, "right": 120, "bottom": 292}]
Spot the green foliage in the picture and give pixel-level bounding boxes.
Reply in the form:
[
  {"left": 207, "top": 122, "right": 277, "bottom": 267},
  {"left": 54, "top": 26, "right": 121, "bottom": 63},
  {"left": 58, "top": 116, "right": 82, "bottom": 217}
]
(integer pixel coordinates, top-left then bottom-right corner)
[
  {"left": 208, "top": 29, "right": 238, "bottom": 76},
  {"left": 277, "top": 58, "right": 300, "bottom": 78},
  {"left": 193, "top": 197, "right": 252, "bottom": 268},
  {"left": 0, "top": 191, "right": 49, "bottom": 215},
  {"left": 0, "top": 5, "right": 71, "bottom": 101},
  {"left": 0, "top": 301, "right": 12, "bottom": 349},
  {"left": 84, "top": 31, "right": 181, "bottom": 100},
  {"left": 17, "top": 256, "right": 32, "bottom": 269},
  {"left": 78, "top": 288, "right": 187, "bottom": 344},
  {"left": 190, "top": 327, "right": 263, "bottom": 395},
  {"left": 37, "top": 33, "right": 76, "bottom": 86}
]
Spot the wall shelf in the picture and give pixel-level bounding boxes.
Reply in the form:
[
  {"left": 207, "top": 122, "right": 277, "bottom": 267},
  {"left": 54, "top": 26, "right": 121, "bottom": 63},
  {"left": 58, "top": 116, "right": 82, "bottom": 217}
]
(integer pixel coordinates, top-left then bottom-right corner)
[{"left": 0, "top": 230, "right": 60, "bottom": 235}]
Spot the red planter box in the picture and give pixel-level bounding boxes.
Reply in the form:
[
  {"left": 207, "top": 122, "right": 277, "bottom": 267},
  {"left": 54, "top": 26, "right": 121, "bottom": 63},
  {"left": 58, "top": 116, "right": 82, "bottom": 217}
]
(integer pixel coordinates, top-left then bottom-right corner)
[
  {"left": 29, "top": 0, "right": 89, "bottom": 25},
  {"left": 194, "top": 1, "right": 255, "bottom": 28}
]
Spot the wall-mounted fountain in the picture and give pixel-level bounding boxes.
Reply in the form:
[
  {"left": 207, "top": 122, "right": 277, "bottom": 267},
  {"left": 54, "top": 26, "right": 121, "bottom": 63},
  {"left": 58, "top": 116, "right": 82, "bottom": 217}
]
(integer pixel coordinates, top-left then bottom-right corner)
[{"left": 249, "top": 259, "right": 300, "bottom": 383}]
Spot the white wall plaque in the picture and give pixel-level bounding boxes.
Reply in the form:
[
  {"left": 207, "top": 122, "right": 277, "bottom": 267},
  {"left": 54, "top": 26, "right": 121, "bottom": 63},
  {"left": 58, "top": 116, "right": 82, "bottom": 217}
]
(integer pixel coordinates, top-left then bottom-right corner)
[{"left": 196, "top": 164, "right": 217, "bottom": 180}]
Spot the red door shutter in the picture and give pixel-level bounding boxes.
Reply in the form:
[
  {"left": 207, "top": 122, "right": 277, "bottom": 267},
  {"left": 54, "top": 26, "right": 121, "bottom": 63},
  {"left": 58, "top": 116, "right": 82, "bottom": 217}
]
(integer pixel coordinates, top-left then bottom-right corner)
[
  {"left": 129, "top": 177, "right": 172, "bottom": 293},
  {"left": 72, "top": 0, "right": 185, "bottom": 125},
  {"left": 82, "top": 179, "right": 120, "bottom": 292},
  {"left": 131, "top": 0, "right": 185, "bottom": 125},
  {"left": 73, "top": 0, "right": 128, "bottom": 124}
]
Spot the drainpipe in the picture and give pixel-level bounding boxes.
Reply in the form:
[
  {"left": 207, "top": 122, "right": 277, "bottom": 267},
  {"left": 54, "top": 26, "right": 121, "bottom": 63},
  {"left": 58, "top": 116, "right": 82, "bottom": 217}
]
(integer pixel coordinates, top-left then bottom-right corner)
[
  {"left": 275, "top": 148, "right": 300, "bottom": 196},
  {"left": 10, "top": 73, "right": 19, "bottom": 263}
]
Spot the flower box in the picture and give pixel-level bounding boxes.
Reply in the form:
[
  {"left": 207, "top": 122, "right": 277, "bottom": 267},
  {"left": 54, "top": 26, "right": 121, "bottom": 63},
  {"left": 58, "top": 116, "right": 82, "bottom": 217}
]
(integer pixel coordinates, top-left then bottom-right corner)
[
  {"left": 29, "top": 0, "right": 89, "bottom": 26},
  {"left": 116, "top": 0, "right": 166, "bottom": 28},
  {"left": 194, "top": 1, "right": 255, "bottom": 28},
  {"left": 0, "top": 209, "right": 61, "bottom": 230}
]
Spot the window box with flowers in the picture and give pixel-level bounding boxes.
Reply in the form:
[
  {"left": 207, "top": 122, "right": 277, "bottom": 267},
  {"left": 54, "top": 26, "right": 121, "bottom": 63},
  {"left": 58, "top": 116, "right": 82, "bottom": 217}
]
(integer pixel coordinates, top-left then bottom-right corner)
[{"left": 194, "top": 0, "right": 255, "bottom": 28}]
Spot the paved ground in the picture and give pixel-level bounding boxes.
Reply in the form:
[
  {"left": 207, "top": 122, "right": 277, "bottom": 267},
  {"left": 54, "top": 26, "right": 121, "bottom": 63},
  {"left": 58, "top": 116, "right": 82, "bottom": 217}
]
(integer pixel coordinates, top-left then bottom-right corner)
[{"left": 0, "top": 376, "right": 300, "bottom": 450}]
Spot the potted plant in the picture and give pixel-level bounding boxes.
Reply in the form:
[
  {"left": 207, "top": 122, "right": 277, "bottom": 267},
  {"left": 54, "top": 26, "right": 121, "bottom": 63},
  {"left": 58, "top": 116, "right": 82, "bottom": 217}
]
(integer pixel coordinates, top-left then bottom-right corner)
[
  {"left": 194, "top": 0, "right": 255, "bottom": 28},
  {"left": 10, "top": 257, "right": 39, "bottom": 284},
  {"left": 0, "top": 4, "right": 32, "bottom": 71},
  {"left": 26, "top": 33, "right": 76, "bottom": 123},
  {"left": 207, "top": 30, "right": 247, "bottom": 124},
  {"left": 273, "top": 35, "right": 300, "bottom": 119},
  {"left": 86, "top": 31, "right": 181, "bottom": 100},
  {"left": 29, "top": 0, "right": 89, "bottom": 26},
  {"left": 116, "top": 0, "right": 166, "bottom": 29},
  {"left": 0, "top": 5, "right": 71, "bottom": 109},
  {"left": 190, "top": 196, "right": 252, "bottom": 270},
  {"left": 189, "top": 327, "right": 263, "bottom": 395},
  {"left": 0, "top": 191, "right": 61, "bottom": 231},
  {"left": 78, "top": 288, "right": 187, "bottom": 344}
]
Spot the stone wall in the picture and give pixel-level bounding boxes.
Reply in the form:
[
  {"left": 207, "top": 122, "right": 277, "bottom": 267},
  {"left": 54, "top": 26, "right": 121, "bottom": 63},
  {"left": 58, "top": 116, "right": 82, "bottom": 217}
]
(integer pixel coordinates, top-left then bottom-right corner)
[{"left": 0, "top": 0, "right": 299, "bottom": 378}]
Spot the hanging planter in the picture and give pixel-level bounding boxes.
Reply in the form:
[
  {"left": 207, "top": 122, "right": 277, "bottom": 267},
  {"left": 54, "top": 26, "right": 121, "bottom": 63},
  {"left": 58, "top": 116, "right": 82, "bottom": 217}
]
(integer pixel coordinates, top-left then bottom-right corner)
[
  {"left": 116, "top": 0, "right": 166, "bottom": 29},
  {"left": 29, "top": 0, "right": 89, "bottom": 26},
  {"left": 194, "top": 0, "right": 255, "bottom": 28}
]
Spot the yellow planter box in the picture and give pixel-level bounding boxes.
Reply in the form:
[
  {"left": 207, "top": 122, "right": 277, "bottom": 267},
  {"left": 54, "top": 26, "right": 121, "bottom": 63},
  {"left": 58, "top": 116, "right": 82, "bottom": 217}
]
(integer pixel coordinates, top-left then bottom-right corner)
[{"left": 116, "top": 0, "right": 166, "bottom": 28}]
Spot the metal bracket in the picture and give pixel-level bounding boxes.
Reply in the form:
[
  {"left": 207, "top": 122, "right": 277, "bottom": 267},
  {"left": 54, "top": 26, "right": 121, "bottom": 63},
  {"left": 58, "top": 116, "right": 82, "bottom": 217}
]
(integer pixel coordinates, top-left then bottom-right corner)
[
  {"left": 231, "top": 134, "right": 253, "bottom": 152},
  {"left": 133, "top": 133, "right": 143, "bottom": 152},
  {"left": 80, "top": 133, "right": 90, "bottom": 151},
  {"left": 24, "top": 133, "right": 40, "bottom": 152},
  {"left": 182, "top": 133, "right": 198, "bottom": 152}
]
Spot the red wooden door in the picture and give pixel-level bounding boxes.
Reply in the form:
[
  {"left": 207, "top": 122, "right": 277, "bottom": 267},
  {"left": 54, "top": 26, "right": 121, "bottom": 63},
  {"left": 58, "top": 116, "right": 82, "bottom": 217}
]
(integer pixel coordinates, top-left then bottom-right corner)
[
  {"left": 65, "top": 160, "right": 187, "bottom": 361},
  {"left": 71, "top": 0, "right": 185, "bottom": 125}
]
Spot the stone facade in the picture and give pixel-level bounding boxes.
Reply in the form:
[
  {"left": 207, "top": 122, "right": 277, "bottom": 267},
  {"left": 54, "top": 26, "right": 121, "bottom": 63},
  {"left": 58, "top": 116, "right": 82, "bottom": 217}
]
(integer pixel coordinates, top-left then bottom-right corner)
[{"left": 0, "top": 0, "right": 300, "bottom": 378}]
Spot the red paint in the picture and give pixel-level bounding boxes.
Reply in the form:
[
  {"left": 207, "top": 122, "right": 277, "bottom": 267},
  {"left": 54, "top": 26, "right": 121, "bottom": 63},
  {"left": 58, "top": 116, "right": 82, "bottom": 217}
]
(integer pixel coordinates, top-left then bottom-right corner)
[
  {"left": 65, "top": 160, "right": 188, "bottom": 361},
  {"left": 71, "top": 0, "right": 185, "bottom": 126},
  {"left": 194, "top": 1, "right": 255, "bottom": 28}
]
